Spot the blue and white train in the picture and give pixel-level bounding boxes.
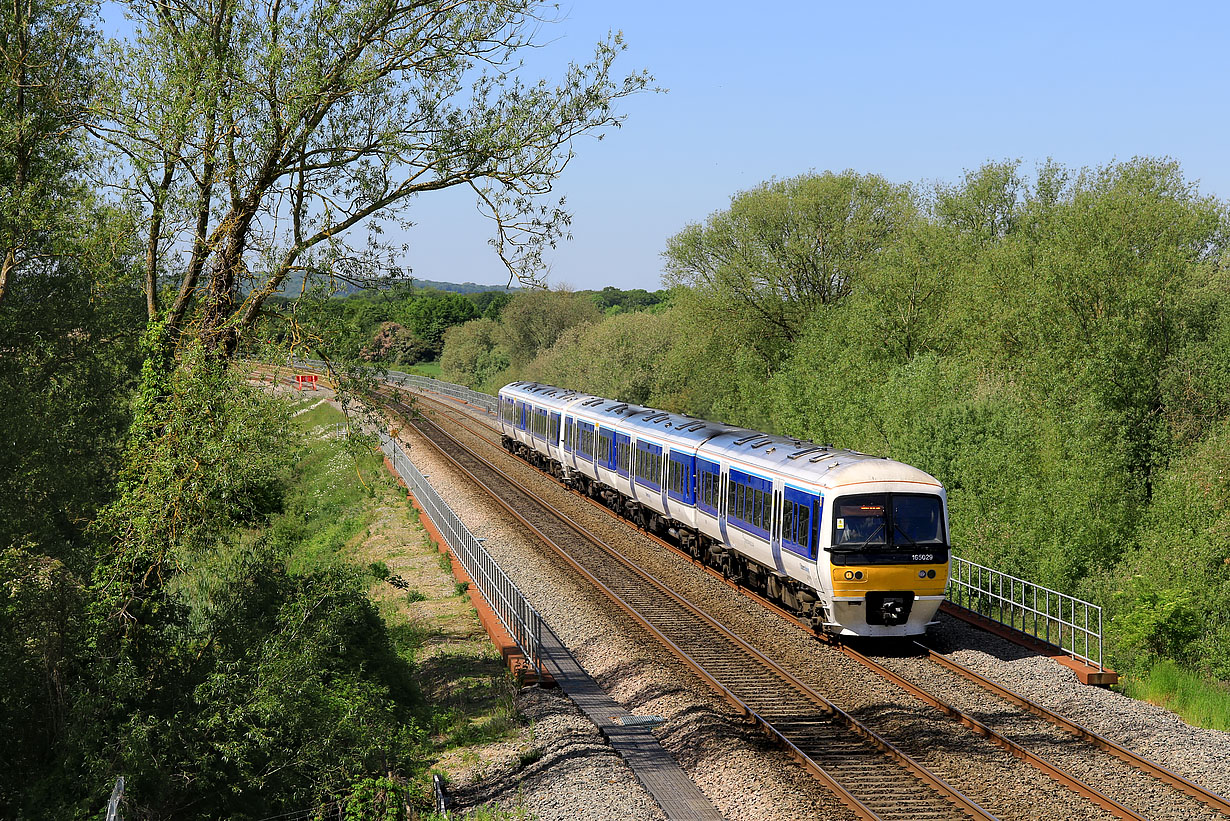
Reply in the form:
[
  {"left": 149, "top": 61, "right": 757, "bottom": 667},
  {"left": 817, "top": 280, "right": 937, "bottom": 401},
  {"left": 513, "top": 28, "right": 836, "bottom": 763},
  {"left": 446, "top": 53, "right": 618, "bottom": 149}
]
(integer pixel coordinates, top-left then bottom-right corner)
[{"left": 497, "top": 381, "right": 951, "bottom": 638}]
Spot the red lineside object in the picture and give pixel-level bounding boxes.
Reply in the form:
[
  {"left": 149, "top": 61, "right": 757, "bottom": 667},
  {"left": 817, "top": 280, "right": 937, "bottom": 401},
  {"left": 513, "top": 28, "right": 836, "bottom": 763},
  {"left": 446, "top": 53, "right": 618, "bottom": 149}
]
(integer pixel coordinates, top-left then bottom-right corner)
[{"left": 294, "top": 374, "right": 319, "bottom": 391}]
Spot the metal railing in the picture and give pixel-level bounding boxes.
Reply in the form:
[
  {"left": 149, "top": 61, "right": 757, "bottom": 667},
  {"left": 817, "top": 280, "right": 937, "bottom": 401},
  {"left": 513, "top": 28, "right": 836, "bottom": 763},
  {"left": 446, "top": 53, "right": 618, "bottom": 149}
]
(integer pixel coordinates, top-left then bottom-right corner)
[
  {"left": 377, "top": 429, "right": 544, "bottom": 677},
  {"left": 383, "top": 370, "right": 498, "bottom": 415},
  {"left": 291, "top": 356, "right": 498, "bottom": 415},
  {"left": 946, "top": 555, "right": 1104, "bottom": 670}
]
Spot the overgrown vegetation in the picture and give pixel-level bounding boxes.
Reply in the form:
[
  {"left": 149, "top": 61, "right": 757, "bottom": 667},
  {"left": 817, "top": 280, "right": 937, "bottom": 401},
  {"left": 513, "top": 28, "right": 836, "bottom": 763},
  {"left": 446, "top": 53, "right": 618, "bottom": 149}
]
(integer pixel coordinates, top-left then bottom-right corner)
[
  {"left": 1, "top": 0, "right": 643, "bottom": 815},
  {"left": 437, "top": 163, "right": 1230, "bottom": 697},
  {"left": 1119, "top": 660, "right": 1230, "bottom": 731}
]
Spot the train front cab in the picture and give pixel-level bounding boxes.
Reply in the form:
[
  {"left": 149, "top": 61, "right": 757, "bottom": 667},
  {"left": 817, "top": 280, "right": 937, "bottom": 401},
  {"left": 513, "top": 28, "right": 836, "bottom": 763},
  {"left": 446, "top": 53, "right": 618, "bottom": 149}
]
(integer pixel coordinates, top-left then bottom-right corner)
[{"left": 822, "top": 488, "right": 950, "bottom": 637}]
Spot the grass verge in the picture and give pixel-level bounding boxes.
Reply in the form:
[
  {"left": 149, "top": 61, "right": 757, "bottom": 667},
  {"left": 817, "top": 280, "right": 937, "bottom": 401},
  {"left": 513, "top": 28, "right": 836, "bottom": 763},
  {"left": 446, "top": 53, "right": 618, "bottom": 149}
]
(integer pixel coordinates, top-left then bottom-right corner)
[
  {"left": 406, "top": 360, "right": 443, "bottom": 378},
  {"left": 1117, "top": 659, "right": 1230, "bottom": 731},
  {"left": 284, "top": 399, "right": 525, "bottom": 773}
]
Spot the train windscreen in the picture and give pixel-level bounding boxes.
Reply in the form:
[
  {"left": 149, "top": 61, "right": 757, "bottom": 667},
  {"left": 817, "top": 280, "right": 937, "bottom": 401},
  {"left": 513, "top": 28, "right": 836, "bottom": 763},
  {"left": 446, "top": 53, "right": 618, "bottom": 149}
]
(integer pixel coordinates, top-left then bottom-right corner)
[{"left": 833, "top": 493, "right": 944, "bottom": 550}]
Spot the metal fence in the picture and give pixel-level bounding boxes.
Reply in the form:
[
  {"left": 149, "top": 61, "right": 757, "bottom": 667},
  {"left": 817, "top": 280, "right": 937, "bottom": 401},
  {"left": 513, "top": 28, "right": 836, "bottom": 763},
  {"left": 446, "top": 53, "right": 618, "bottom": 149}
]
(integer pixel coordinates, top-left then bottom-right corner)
[
  {"left": 383, "top": 370, "right": 498, "bottom": 415},
  {"left": 945, "top": 555, "right": 1104, "bottom": 670},
  {"left": 292, "top": 357, "right": 498, "bottom": 415},
  {"left": 377, "top": 429, "right": 545, "bottom": 677}
]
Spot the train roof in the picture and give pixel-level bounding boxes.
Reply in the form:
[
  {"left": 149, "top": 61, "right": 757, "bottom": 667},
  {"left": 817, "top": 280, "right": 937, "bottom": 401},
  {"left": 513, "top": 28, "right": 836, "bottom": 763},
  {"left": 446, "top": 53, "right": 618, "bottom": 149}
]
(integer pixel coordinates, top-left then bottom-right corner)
[
  {"left": 499, "top": 381, "right": 943, "bottom": 491},
  {"left": 701, "top": 429, "right": 941, "bottom": 489},
  {"left": 608, "top": 403, "right": 740, "bottom": 445},
  {"left": 500, "top": 381, "right": 598, "bottom": 411}
]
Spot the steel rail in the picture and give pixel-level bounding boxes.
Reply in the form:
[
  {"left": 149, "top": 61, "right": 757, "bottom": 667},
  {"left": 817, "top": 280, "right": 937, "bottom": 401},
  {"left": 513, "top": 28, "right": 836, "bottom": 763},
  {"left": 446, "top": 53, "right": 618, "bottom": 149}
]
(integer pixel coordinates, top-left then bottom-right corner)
[
  {"left": 382, "top": 392, "right": 997, "bottom": 821},
  {"left": 402, "top": 388, "right": 1230, "bottom": 820},
  {"left": 915, "top": 643, "right": 1230, "bottom": 818},
  {"left": 836, "top": 644, "right": 1149, "bottom": 821}
]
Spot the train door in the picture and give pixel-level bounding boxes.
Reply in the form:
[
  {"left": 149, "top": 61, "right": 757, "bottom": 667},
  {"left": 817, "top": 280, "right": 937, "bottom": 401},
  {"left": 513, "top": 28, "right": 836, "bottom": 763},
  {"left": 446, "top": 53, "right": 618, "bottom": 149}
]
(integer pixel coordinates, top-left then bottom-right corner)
[
  {"left": 771, "top": 486, "right": 784, "bottom": 573},
  {"left": 615, "top": 432, "right": 631, "bottom": 478},
  {"left": 782, "top": 486, "right": 821, "bottom": 560},
  {"left": 598, "top": 427, "right": 616, "bottom": 472}
]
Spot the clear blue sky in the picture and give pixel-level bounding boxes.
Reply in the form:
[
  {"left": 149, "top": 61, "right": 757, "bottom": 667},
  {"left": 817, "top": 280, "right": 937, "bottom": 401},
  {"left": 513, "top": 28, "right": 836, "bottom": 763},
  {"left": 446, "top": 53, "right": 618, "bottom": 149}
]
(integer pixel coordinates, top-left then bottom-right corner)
[{"left": 401, "top": 1, "right": 1229, "bottom": 291}]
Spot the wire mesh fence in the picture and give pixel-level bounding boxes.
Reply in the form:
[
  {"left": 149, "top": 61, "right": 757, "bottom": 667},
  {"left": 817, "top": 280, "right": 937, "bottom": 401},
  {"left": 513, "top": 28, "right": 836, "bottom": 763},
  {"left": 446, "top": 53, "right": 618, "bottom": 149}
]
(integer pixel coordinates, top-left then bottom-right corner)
[
  {"left": 377, "top": 429, "right": 544, "bottom": 677},
  {"left": 946, "top": 555, "right": 1104, "bottom": 669}
]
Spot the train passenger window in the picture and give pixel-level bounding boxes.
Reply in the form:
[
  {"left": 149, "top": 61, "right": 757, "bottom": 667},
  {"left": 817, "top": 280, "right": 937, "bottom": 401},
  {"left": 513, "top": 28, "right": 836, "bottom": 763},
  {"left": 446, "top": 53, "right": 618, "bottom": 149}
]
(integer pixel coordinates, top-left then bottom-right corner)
[
  {"left": 798, "top": 505, "right": 810, "bottom": 548},
  {"left": 754, "top": 490, "right": 763, "bottom": 529}
]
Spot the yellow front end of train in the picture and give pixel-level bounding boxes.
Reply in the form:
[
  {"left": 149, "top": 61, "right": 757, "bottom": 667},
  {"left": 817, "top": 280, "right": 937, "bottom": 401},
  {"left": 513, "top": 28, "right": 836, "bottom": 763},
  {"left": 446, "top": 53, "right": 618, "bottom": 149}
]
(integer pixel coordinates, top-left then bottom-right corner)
[{"left": 821, "top": 491, "right": 951, "bottom": 636}]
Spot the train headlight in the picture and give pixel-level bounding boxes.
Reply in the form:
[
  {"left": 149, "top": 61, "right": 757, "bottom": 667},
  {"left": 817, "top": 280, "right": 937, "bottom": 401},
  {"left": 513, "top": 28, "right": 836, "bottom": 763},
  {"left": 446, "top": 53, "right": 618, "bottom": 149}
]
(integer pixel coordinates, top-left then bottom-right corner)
[
  {"left": 927, "top": 569, "right": 936, "bottom": 579},
  {"left": 844, "top": 571, "right": 854, "bottom": 580},
  {"left": 854, "top": 571, "right": 864, "bottom": 580},
  {"left": 918, "top": 570, "right": 927, "bottom": 579}
]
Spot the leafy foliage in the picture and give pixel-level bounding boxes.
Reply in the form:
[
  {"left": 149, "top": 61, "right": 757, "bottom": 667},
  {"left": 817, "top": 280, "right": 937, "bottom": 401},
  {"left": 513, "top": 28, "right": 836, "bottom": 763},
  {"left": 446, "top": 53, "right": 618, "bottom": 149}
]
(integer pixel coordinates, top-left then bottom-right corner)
[{"left": 457, "top": 159, "right": 1230, "bottom": 683}]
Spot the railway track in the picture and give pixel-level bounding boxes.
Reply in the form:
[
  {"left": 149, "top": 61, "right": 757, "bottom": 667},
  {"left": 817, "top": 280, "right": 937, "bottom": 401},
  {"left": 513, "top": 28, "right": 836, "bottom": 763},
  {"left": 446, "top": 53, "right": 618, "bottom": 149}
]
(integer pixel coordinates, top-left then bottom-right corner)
[
  {"left": 380, "top": 389, "right": 991, "bottom": 821},
  {"left": 391, "top": 384, "right": 1230, "bottom": 821}
]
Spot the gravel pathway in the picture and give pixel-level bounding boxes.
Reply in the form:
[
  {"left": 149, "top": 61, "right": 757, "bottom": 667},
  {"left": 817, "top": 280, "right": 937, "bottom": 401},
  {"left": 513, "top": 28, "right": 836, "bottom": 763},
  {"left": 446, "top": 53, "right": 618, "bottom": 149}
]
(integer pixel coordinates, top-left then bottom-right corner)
[{"left": 442, "top": 687, "right": 667, "bottom": 821}]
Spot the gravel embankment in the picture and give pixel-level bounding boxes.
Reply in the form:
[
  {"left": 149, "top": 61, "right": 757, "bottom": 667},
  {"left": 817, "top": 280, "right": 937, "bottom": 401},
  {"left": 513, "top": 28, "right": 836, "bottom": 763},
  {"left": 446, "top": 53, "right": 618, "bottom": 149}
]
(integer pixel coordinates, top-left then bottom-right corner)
[{"left": 398, "top": 393, "right": 1230, "bottom": 820}]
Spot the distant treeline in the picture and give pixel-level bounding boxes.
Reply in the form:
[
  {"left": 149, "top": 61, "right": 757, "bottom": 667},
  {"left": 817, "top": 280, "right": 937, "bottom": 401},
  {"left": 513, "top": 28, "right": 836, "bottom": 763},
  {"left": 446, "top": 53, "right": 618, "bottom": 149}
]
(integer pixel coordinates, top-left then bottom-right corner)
[
  {"left": 434, "top": 161, "right": 1230, "bottom": 684},
  {"left": 293, "top": 283, "right": 667, "bottom": 366}
]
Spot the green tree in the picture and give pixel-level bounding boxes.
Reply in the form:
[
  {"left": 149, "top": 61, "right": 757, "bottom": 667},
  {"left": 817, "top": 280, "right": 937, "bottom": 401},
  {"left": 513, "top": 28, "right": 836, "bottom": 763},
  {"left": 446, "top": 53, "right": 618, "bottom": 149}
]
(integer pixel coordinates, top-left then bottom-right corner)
[
  {"left": 0, "top": 2, "right": 142, "bottom": 809},
  {"left": 662, "top": 171, "right": 917, "bottom": 363},
  {"left": 933, "top": 160, "right": 1027, "bottom": 243},
  {"left": 495, "top": 288, "right": 601, "bottom": 367},
  {"left": 439, "top": 318, "right": 511, "bottom": 391},
  {"left": 0, "top": 0, "right": 95, "bottom": 303},
  {"left": 469, "top": 289, "right": 514, "bottom": 320},
  {"left": 524, "top": 310, "right": 674, "bottom": 404},
  {"left": 94, "top": 0, "right": 651, "bottom": 359},
  {"left": 402, "top": 292, "right": 479, "bottom": 351}
]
